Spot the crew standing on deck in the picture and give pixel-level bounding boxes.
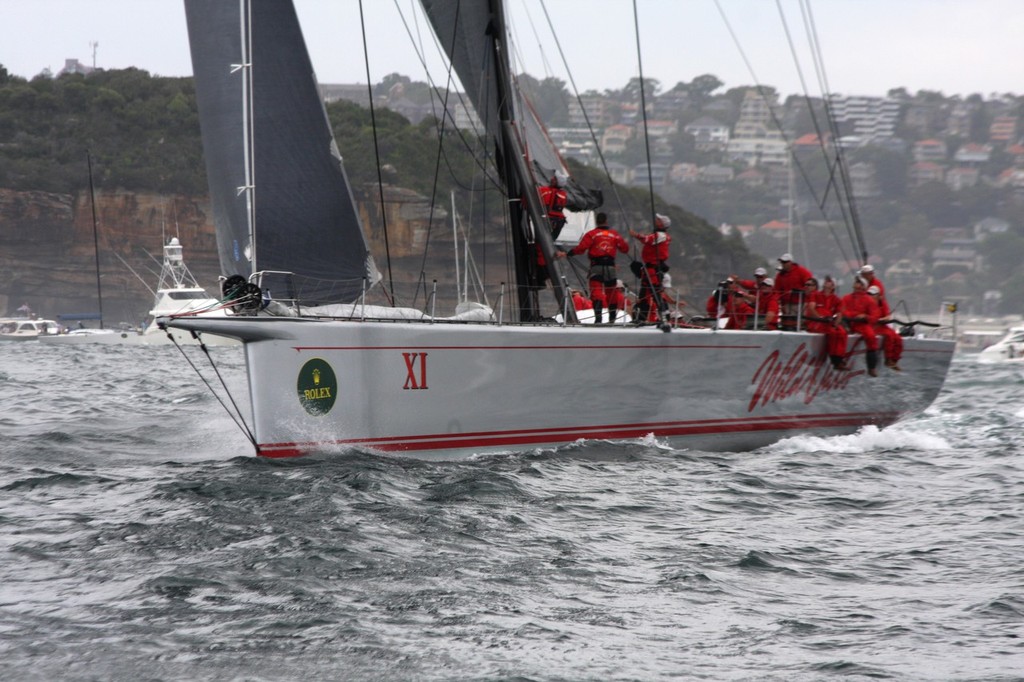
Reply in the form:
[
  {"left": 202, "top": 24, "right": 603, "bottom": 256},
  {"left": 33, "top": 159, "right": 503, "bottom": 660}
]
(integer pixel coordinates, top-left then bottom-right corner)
[
  {"left": 774, "top": 253, "right": 814, "bottom": 329},
  {"left": 629, "top": 213, "right": 672, "bottom": 324},
  {"left": 560, "top": 212, "right": 629, "bottom": 324}
]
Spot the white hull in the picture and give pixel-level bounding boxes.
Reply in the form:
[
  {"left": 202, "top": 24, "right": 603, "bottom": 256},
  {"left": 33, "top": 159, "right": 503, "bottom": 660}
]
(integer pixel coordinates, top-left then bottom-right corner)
[
  {"left": 166, "top": 316, "right": 955, "bottom": 459},
  {"left": 39, "top": 327, "right": 237, "bottom": 346}
]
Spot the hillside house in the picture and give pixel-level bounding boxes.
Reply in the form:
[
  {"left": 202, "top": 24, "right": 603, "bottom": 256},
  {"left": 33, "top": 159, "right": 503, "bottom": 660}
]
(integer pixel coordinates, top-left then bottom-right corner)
[{"left": 913, "top": 139, "right": 947, "bottom": 163}]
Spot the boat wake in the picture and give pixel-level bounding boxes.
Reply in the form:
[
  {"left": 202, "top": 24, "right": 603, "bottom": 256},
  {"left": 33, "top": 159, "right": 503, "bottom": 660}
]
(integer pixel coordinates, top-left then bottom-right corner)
[{"left": 766, "top": 424, "right": 951, "bottom": 455}]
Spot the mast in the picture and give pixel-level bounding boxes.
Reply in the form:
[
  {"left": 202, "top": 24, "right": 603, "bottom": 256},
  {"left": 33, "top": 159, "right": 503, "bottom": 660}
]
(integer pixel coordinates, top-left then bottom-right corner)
[
  {"left": 238, "top": 0, "right": 256, "bottom": 274},
  {"left": 787, "top": 146, "right": 795, "bottom": 256},
  {"left": 484, "top": 0, "right": 571, "bottom": 321},
  {"left": 86, "top": 150, "right": 104, "bottom": 329}
]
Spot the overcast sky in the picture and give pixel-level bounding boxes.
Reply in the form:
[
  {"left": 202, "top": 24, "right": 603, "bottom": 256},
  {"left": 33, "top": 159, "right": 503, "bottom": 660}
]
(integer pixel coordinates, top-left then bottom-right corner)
[{"left": 2, "top": 0, "right": 1021, "bottom": 100}]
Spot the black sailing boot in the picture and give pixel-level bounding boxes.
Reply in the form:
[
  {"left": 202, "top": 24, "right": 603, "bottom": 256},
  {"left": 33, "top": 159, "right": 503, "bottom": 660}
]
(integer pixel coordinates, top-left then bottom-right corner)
[
  {"left": 607, "top": 306, "right": 618, "bottom": 325},
  {"left": 593, "top": 302, "right": 603, "bottom": 325},
  {"left": 831, "top": 355, "right": 850, "bottom": 371},
  {"left": 866, "top": 350, "right": 879, "bottom": 377}
]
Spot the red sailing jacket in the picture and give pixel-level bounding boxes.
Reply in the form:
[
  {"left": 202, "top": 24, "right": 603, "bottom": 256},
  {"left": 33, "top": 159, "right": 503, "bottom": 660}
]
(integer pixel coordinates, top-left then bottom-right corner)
[
  {"left": 841, "top": 291, "right": 880, "bottom": 327},
  {"left": 774, "top": 263, "right": 814, "bottom": 304},
  {"left": 539, "top": 184, "right": 567, "bottom": 221},
  {"left": 571, "top": 227, "right": 629, "bottom": 261},
  {"left": 638, "top": 230, "right": 671, "bottom": 266}
]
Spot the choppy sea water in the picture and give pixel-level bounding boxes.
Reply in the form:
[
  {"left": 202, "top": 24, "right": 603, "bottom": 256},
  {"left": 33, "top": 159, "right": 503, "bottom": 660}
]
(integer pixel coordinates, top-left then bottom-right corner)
[{"left": 0, "top": 342, "right": 1021, "bottom": 681}]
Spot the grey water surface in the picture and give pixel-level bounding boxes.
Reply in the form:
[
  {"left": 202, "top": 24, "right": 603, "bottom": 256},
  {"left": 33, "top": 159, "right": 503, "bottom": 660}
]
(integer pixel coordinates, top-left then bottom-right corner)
[{"left": 1, "top": 343, "right": 1021, "bottom": 680}]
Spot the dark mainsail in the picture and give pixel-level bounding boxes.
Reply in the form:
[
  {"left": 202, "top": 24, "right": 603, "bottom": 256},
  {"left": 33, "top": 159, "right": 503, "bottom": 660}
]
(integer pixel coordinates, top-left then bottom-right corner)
[{"left": 184, "top": 0, "right": 377, "bottom": 305}]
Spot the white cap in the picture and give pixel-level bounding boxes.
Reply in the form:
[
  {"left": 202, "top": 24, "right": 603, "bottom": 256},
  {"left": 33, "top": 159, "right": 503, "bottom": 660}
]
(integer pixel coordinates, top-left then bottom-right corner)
[
  {"left": 867, "top": 285, "right": 880, "bottom": 295},
  {"left": 754, "top": 267, "right": 767, "bottom": 277},
  {"left": 860, "top": 264, "right": 874, "bottom": 273},
  {"left": 761, "top": 277, "right": 775, "bottom": 287},
  {"left": 654, "top": 213, "right": 671, "bottom": 229},
  {"left": 553, "top": 170, "right": 569, "bottom": 186},
  {"left": 661, "top": 273, "right": 672, "bottom": 288},
  {"left": 778, "top": 253, "right": 793, "bottom": 262}
]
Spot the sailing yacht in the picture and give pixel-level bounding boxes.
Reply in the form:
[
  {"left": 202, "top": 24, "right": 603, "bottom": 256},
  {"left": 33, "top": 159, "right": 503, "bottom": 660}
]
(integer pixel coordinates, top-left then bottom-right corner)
[{"left": 165, "top": 0, "right": 955, "bottom": 458}]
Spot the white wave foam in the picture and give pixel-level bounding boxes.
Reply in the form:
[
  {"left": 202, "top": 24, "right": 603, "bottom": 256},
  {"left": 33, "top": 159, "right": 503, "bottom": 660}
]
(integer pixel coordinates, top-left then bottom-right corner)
[{"left": 768, "top": 424, "right": 951, "bottom": 455}]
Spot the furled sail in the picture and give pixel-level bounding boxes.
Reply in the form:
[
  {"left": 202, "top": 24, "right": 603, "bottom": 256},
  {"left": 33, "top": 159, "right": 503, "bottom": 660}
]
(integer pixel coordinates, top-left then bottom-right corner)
[
  {"left": 419, "top": 0, "right": 601, "bottom": 212},
  {"left": 184, "top": 0, "right": 378, "bottom": 305}
]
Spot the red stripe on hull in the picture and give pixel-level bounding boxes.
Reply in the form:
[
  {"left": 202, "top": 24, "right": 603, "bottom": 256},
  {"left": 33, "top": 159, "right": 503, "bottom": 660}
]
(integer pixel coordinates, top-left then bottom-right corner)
[{"left": 255, "top": 411, "right": 901, "bottom": 458}]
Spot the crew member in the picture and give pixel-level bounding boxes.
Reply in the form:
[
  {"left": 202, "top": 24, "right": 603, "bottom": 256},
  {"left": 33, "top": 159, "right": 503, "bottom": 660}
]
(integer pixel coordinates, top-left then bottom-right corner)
[
  {"left": 569, "top": 287, "right": 593, "bottom": 312},
  {"left": 752, "top": 277, "right": 780, "bottom": 330},
  {"left": 868, "top": 284, "right": 903, "bottom": 371},
  {"left": 841, "top": 277, "right": 881, "bottom": 377},
  {"left": 821, "top": 276, "right": 842, "bottom": 313},
  {"left": 559, "top": 212, "right": 629, "bottom": 324},
  {"left": 629, "top": 213, "right": 672, "bottom": 324},
  {"left": 539, "top": 172, "right": 568, "bottom": 240},
  {"left": 735, "top": 266, "right": 769, "bottom": 292},
  {"left": 774, "top": 253, "right": 814, "bottom": 329},
  {"left": 859, "top": 264, "right": 885, "bottom": 301},
  {"left": 803, "top": 277, "right": 849, "bottom": 370},
  {"left": 706, "top": 278, "right": 753, "bottom": 329}
]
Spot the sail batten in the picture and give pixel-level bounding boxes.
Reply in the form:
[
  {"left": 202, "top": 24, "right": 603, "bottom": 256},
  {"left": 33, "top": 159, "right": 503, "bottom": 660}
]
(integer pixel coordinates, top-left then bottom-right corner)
[{"left": 185, "top": 0, "right": 377, "bottom": 305}]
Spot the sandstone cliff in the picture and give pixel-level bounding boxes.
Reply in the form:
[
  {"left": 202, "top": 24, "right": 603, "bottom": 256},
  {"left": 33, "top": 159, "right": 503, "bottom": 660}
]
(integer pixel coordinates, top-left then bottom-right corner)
[{"left": 0, "top": 185, "right": 501, "bottom": 324}]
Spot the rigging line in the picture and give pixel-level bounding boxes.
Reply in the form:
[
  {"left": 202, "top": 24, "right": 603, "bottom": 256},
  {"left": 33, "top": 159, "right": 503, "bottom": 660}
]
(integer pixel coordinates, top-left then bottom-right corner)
[
  {"left": 716, "top": 0, "right": 850, "bottom": 270},
  {"left": 386, "top": 5, "right": 494, "bottom": 200},
  {"left": 799, "top": 0, "right": 866, "bottom": 262},
  {"left": 537, "top": 0, "right": 629, "bottom": 224},
  {"left": 773, "top": 0, "right": 855, "bottom": 269},
  {"left": 166, "top": 332, "right": 257, "bottom": 449},
  {"left": 357, "top": 0, "right": 397, "bottom": 306},
  {"left": 112, "top": 251, "right": 156, "bottom": 297},
  {"left": 390, "top": 0, "right": 504, "bottom": 192},
  {"left": 413, "top": 0, "right": 463, "bottom": 309},
  {"left": 631, "top": 3, "right": 657, "bottom": 237},
  {"left": 632, "top": 0, "right": 670, "bottom": 321},
  {"left": 511, "top": 0, "right": 555, "bottom": 80},
  {"left": 795, "top": 0, "right": 857, "bottom": 250}
]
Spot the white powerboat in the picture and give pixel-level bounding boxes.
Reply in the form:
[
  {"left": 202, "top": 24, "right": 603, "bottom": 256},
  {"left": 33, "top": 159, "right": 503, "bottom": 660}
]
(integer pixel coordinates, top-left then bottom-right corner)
[
  {"left": 977, "top": 326, "right": 1024, "bottom": 363},
  {"left": 0, "top": 318, "right": 60, "bottom": 341},
  {"left": 41, "top": 238, "right": 236, "bottom": 346}
]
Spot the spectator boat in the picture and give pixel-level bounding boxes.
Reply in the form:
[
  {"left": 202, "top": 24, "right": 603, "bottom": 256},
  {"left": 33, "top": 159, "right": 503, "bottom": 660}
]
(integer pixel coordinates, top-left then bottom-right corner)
[{"left": 977, "top": 326, "right": 1024, "bottom": 363}]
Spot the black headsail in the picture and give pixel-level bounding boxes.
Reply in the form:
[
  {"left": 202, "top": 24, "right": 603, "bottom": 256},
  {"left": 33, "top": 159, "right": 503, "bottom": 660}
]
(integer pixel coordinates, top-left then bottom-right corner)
[
  {"left": 184, "top": 0, "right": 377, "bottom": 306},
  {"left": 420, "top": 0, "right": 599, "bottom": 320}
]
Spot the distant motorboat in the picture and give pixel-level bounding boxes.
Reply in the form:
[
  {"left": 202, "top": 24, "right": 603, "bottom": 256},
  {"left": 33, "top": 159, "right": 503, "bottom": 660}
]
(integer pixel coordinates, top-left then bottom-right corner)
[
  {"left": 0, "top": 318, "right": 60, "bottom": 341},
  {"left": 977, "top": 326, "right": 1024, "bottom": 363}
]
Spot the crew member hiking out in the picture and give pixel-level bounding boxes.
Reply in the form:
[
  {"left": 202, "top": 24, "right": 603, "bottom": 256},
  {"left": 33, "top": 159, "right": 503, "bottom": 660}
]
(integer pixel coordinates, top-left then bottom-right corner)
[
  {"left": 841, "top": 277, "right": 882, "bottom": 377},
  {"left": 559, "top": 212, "right": 629, "bottom": 324},
  {"left": 868, "top": 284, "right": 903, "bottom": 371},
  {"left": 629, "top": 213, "right": 673, "bottom": 324},
  {"left": 803, "top": 277, "right": 849, "bottom": 370}
]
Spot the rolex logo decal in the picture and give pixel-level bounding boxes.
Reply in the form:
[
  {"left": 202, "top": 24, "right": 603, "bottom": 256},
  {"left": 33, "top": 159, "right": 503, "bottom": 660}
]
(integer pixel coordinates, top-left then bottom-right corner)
[{"left": 297, "top": 358, "right": 337, "bottom": 416}]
